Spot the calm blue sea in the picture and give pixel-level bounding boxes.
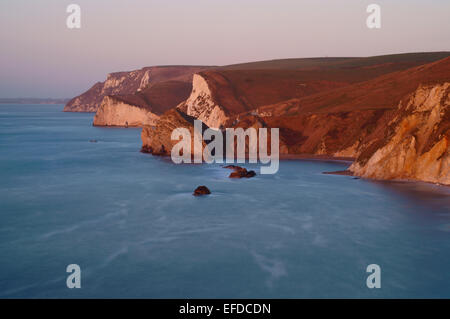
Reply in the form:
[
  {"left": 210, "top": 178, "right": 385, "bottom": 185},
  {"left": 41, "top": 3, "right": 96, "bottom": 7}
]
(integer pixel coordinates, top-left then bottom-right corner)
[{"left": 0, "top": 104, "right": 449, "bottom": 298}]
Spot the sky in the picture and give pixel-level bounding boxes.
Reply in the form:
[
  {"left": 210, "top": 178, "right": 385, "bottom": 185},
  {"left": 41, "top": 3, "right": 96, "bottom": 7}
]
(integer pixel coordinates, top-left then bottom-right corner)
[{"left": 0, "top": 0, "right": 449, "bottom": 98}]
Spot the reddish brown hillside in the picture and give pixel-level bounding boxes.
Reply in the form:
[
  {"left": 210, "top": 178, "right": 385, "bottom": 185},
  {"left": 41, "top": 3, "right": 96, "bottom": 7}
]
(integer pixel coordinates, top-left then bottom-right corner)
[
  {"left": 288, "top": 57, "right": 450, "bottom": 114},
  {"left": 111, "top": 80, "right": 193, "bottom": 115},
  {"left": 196, "top": 54, "right": 450, "bottom": 117},
  {"left": 200, "top": 69, "right": 348, "bottom": 114},
  {"left": 229, "top": 57, "right": 450, "bottom": 158}
]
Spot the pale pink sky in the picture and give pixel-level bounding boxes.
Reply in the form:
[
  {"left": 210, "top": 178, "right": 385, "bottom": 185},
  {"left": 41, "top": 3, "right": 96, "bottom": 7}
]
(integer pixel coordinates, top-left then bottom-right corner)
[{"left": 0, "top": 0, "right": 449, "bottom": 98}]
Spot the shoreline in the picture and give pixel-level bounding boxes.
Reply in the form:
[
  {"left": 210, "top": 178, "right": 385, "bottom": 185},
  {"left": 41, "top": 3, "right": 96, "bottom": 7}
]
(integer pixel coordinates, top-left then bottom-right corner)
[
  {"left": 279, "top": 154, "right": 355, "bottom": 163},
  {"left": 142, "top": 151, "right": 449, "bottom": 187},
  {"left": 142, "top": 151, "right": 355, "bottom": 164}
]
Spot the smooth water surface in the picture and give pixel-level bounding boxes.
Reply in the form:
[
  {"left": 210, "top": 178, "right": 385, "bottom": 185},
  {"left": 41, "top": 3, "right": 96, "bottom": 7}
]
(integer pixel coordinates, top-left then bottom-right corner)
[{"left": 1, "top": 105, "right": 449, "bottom": 298}]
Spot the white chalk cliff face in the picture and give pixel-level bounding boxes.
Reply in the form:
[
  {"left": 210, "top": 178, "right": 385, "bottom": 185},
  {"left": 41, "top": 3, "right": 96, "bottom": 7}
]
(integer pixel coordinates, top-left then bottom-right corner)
[
  {"left": 350, "top": 83, "right": 449, "bottom": 185},
  {"left": 137, "top": 70, "right": 152, "bottom": 91},
  {"left": 101, "top": 70, "right": 152, "bottom": 94},
  {"left": 64, "top": 66, "right": 210, "bottom": 112},
  {"left": 93, "top": 96, "right": 159, "bottom": 127},
  {"left": 64, "top": 71, "right": 150, "bottom": 112},
  {"left": 180, "top": 74, "right": 228, "bottom": 129}
]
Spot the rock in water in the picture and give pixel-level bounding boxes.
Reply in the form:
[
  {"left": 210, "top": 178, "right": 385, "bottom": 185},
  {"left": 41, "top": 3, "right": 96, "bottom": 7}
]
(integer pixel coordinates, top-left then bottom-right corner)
[
  {"left": 225, "top": 165, "right": 256, "bottom": 178},
  {"left": 223, "top": 165, "right": 241, "bottom": 170},
  {"left": 193, "top": 186, "right": 211, "bottom": 196},
  {"left": 246, "top": 170, "right": 257, "bottom": 178}
]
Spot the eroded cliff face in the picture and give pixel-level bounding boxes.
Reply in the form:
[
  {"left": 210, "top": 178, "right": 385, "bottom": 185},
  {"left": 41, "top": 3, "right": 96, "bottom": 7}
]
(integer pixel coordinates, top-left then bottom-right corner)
[
  {"left": 64, "top": 70, "right": 151, "bottom": 112},
  {"left": 141, "top": 109, "right": 207, "bottom": 158},
  {"left": 64, "top": 66, "right": 210, "bottom": 112},
  {"left": 178, "top": 74, "right": 229, "bottom": 129},
  {"left": 93, "top": 96, "right": 159, "bottom": 127},
  {"left": 92, "top": 80, "right": 193, "bottom": 127},
  {"left": 64, "top": 82, "right": 104, "bottom": 112},
  {"left": 137, "top": 57, "right": 449, "bottom": 185},
  {"left": 350, "top": 83, "right": 449, "bottom": 185}
]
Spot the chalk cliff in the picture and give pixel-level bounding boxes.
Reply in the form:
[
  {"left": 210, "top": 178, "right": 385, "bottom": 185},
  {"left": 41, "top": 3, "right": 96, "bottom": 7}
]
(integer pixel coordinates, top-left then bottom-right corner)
[
  {"left": 141, "top": 109, "right": 208, "bottom": 158},
  {"left": 93, "top": 80, "right": 192, "bottom": 127},
  {"left": 350, "top": 83, "right": 449, "bottom": 185},
  {"left": 68, "top": 53, "right": 449, "bottom": 184},
  {"left": 176, "top": 53, "right": 450, "bottom": 129},
  {"left": 178, "top": 74, "right": 230, "bottom": 129},
  {"left": 233, "top": 57, "right": 450, "bottom": 161},
  {"left": 64, "top": 66, "right": 210, "bottom": 112},
  {"left": 143, "top": 56, "right": 450, "bottom": 185},
  {"left": 93, "top": 96, "right": 159, "bottom": 127}
]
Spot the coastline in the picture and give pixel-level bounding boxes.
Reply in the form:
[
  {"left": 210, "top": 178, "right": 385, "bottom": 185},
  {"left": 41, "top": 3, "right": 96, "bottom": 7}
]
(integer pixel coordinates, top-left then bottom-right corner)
[
  {"left": 142, "top": 151, "right": 355, "bottom": 164},
  {"left": 279, "top": 154, "right": 355, "bottom": 163},
  {"left": 141, "top": 151, "right": 450, "bottom": 187}
]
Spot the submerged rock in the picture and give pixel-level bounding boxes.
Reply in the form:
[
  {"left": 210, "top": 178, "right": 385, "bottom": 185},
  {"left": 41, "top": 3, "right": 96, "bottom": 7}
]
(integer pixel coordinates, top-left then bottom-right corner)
[{"left": 193, "top": 186, "right": 211, "bottom": 196}]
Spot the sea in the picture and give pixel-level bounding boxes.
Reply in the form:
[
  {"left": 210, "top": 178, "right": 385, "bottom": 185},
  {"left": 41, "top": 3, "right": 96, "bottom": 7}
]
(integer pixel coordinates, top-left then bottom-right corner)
[{"left": 1, "top": 104, "right": 449, "bottom": 298}]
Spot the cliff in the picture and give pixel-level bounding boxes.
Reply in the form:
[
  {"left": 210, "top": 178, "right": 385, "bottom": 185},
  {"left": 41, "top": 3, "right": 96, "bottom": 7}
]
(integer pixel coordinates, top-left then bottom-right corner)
[
  {"left": 67, "top": 52, "right": 449, "bottom": 113},
  {"left": 178, "top": 53, "right": 450, "bottom": 128},
  {"left": 235, "top": 57, "right": 450, "bottom": 158},
  {"left": 64, "top": 66, "right": 211, "bottom": 112},
  {"left": 350, "top": 83, "right": 449, "bottom": 185},
  {"left": 92, "top": 96, "right": 159, "bottom": 127},
  {"left": 177, "top": 74, "right": 232, "bottom": 129},
  {"left": 141, "top": 109, "right": 208, "bottom": 158},
  {"left": 64, "top": 82, "right": 104, "bottom": 112},
  {"left": 93, "top": 80, "right": 192, "bottom": 127},
  {"left": 143, "top": 56, "right": 449, "bottom": 185}
]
